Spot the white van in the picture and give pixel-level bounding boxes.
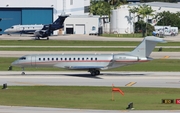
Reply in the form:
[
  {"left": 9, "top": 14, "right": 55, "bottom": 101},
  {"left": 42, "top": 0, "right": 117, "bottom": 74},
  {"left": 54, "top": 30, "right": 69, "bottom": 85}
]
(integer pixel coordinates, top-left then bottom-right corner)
[{"left": 152, "top": 26, "right": 178, "bottom": 36}]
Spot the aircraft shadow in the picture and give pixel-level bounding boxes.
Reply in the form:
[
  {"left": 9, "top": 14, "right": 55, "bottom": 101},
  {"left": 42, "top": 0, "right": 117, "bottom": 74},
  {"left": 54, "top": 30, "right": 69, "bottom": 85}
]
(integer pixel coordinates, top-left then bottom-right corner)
[
  {"left": 7, "top": 73, "right": 103, "bottom": 79},
  {"left": 64, "top": 74, "right": 103, "bottom": 79}
]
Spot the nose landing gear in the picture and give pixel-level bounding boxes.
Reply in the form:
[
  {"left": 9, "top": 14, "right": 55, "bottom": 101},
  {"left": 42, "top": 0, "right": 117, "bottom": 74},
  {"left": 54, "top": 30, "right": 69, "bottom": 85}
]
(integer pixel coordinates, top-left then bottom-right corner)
[{"left": 21, "top": 67, "right": 25, "bottom": 75}]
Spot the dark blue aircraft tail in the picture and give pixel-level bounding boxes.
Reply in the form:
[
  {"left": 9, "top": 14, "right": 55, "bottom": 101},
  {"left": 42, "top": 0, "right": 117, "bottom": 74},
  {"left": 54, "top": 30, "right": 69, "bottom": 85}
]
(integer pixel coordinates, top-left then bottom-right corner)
[
  {"left": 42, "top": 15, "right": 69, "bottom": 31},
  {"left": 53, "top": 15, "right": 68, "bottom": 27}
]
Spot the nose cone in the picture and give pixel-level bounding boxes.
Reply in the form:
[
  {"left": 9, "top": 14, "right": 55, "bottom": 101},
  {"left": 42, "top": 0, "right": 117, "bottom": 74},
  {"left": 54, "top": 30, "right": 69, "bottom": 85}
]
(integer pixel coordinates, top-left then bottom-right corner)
[
  {"left": 11, "top": 60, "right": 19, "bottom": 66},
  {"left": 4, "top": 28, "right": 13, "bottom": 34},
  {"left": 4, "top": 29, "right": 9, "bottom": 33}
]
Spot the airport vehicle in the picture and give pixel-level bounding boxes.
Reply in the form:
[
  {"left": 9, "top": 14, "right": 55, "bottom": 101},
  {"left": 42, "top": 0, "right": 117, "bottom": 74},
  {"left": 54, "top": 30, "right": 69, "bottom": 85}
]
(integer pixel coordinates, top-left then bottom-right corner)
[
  {"left": 152, "top": 26, "right": 178, "bottom": 36},
  {"left": 4, "top": 15, "right": 68, "bottom": 40},
  {"left": 10, "top": 36, "right": 166, "bottom": 75}
]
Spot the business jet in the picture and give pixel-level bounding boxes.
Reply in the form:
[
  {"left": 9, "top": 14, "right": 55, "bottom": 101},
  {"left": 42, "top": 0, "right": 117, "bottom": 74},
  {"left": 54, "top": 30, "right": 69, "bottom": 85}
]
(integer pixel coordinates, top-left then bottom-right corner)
[
  {"left": 10, "top": 36, "right": 166, "bottom": 75},
  {"left": 4, "top": 15, "right": 69, "bottom": 40}
]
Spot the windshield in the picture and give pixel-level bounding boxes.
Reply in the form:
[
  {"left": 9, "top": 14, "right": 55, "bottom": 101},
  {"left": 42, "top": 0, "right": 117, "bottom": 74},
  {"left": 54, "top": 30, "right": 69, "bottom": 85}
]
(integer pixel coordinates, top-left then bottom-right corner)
[{"left": 19, "top": 57, "right": 26, "bottom": 60}]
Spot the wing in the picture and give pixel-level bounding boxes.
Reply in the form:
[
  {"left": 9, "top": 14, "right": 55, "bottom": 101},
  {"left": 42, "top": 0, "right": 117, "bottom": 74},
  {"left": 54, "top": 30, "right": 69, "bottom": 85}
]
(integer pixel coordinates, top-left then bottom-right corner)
[
  {"left": 54, "top": 65, "right": 105, "bottom": 70},
  {"left": 65, "top": 66, "right": 105, "bottom": 70}
]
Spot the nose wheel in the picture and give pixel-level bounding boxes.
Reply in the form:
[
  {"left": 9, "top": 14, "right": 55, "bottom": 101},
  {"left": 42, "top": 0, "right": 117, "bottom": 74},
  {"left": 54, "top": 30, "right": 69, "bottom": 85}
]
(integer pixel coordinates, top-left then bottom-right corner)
[
  {"left": 8, "top": 66, "right": 12, "bottom": 71},
  {"left": 21, "top": 67, "right": 25, "bottom": 75}
]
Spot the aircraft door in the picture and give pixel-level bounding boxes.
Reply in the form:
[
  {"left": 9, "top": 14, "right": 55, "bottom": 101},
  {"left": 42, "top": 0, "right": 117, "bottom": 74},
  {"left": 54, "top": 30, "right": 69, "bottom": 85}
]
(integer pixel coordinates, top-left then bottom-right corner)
[{"left": 31, "top": 56, "right": 36, "bottom": 66}]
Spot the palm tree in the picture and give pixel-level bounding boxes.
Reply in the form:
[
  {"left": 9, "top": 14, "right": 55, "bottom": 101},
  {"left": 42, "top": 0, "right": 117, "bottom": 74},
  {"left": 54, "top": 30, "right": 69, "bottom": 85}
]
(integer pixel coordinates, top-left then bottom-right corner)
[
  {"left": 90, "top": 1, "right": 112, "bottom": 34},
  {"left": 90, "top": 1, "right": 111, "bottom": 17},
  {"left": 128, "top": 6, "right": 139, "bottom": 34},
  {"left": 137, "top": 4, "right": 154, "bottom": 36},
  {"left": 109, "top": 0, "right": 126, "bottom": 9}
]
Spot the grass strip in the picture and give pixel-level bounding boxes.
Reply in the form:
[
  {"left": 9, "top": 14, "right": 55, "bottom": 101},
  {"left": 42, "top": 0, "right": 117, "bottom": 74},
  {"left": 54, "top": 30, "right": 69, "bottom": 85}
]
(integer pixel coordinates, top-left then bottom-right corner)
[
  {"left": 1, "top": 58, "right": 180, "bottom": 71},
  {"left": 0, "top": 47, "right": 179, "bottom": 52},
  {"left": 0, "top": 86, "right": 179, "bottom": 110},
  {"left": 0, "top": 40, "right": 179, "bottom": 46}
]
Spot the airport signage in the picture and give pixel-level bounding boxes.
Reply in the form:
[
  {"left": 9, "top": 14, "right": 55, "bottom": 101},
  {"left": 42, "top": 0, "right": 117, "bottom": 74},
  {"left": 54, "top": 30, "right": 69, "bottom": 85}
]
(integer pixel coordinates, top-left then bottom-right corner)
[
  {"left": 176, "top": 99, "right": 180, "bottom": 104},
  {"left": 162, "top": 99, "right": 174, "bottom": 104}
]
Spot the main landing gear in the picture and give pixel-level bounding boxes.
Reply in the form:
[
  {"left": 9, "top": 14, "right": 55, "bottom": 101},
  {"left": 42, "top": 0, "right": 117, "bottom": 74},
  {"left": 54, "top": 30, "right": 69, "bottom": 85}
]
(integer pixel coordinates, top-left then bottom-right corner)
[{"left": 89, "top": 69, "right": 100, "bottom": 76}]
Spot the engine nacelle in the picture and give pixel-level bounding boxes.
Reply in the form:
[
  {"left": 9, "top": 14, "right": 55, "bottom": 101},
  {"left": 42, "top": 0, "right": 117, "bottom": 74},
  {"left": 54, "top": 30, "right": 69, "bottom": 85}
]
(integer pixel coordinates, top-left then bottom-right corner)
[{"left": 113, "top": 55, "right": 139, "bottom": 62}]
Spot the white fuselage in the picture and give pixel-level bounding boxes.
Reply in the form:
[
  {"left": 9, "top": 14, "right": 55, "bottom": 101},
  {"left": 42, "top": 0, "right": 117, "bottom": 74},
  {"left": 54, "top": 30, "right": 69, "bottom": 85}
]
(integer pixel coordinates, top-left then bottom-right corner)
[
  {"left": 11, "top": 53, "right": 150, "bottom": 70},
  {"left": 4, "top": 25, "right": 43, "bottom": 34}
]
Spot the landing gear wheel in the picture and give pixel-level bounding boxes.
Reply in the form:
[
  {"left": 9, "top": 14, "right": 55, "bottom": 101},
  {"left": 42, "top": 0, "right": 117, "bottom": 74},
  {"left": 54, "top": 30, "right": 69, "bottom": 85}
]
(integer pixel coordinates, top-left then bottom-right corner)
[
  {"left": 21, "top": 67, "right": 25, "bottom": 75},
  {"left": 47, "top": 37, "right": 49, "bottom": 40},
  {"left": 95, "top": 70, "right": 100, "bottom": 75},
  {"left": 91, "top": 71, "right": 96, "bottom": 76}
]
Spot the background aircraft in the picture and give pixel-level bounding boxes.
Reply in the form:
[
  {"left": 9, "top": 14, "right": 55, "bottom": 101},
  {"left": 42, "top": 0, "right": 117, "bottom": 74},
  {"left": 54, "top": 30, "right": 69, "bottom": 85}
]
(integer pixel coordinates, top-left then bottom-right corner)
[
  {"left": 4, "top": 15, "right": 69, "bottom": 40},
  {"left": 10, "top": 36, "right": 166, "bottom": 75}
]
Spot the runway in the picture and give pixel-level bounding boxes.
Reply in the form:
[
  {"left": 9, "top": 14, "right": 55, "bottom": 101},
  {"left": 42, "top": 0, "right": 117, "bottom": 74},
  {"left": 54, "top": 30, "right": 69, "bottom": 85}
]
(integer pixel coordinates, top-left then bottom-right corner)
[
  {"left": 0, "top": 106, "right": 180, "bottom": 113},
  {"left": 1, "top": 34, "right": 180, "bottom": 42},
  {"left": 0, "top": 71, "right": 180, "bottom": 88}
]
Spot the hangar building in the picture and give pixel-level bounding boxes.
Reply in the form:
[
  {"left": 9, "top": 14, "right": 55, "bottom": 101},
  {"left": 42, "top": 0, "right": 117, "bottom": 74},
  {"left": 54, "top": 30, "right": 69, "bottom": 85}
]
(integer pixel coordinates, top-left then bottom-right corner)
[{"left": 0, "top": 0, "right": 94, "bottom": 35}]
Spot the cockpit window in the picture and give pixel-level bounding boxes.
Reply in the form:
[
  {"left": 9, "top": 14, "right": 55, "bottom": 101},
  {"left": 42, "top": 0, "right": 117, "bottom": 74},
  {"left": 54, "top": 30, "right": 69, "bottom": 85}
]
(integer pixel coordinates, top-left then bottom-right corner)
[
  {"left": 19, "top": 57, "right": 26, "bottom": 60},
  {"left": 11, "top": 27, "right": 14, "bottom": 29}
]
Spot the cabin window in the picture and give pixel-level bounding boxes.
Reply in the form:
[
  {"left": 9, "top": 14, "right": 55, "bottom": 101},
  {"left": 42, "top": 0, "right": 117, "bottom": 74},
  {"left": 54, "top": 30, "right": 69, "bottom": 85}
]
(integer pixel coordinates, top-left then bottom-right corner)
[
  {"left": 56, "top": 58, "right": 58, "bottom": 61},
  {"left": 78, "top": 58, "right": 80, "bottom": 60},
  {"left": 61, "top": 58, "right": 63, "bottom": 60},
  {"left": 65, "top": 58, "right": 67, "bottom": 60},
  {"left": 86, "top": 58, "right": 89, "bottom": 60},
  {"left": 82, "top": 58, "right": 84, "bottom": 60},
  {"left": 43, "top": 58, "right": 45, "bottom": 61},
  {"left": 52, "top": 58, "right": 54, "bottom": 61},
  {"left": 69, "top": 58, "right": 71, "bottom": 60},
  {"left": 74, "top": 58, "right": 76, "bottom": 60},
  {"left": 39, "top": 58, "right": 41, "bottom": 61},
  {"left": 19, "top": 57, "right": 26, "bottom": 60},
  {"left": 48, "top": 58, "right": 50, "bottom": 61},
  {"left": 91, "top": 58, "right": 93, "bottom": 60},
  {"left": 95, "top": 58, "right": 97, "bottom": 60}
]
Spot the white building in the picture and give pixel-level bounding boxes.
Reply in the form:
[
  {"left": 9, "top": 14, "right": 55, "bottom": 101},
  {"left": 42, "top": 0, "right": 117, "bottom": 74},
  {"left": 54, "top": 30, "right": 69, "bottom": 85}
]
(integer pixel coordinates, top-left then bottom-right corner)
[
  {"left": 110, "top": 2, "right": 180, "bottom": 34},
  {"left": 65, "top": 15, "right": 101, "bottom": 35}
]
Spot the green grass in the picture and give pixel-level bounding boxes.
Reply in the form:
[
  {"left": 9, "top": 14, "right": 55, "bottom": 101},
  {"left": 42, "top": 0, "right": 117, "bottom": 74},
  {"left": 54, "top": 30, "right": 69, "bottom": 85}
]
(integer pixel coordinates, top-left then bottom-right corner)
[
  {"left": 0, "top": 40, "right": 179, "bottom": 46},
  {"left": 0, "top": 47, "right": 179, "bottom": 52},
  {"left": 2, "top": 57, "right": 180, "bottom": 71},
  {"left": 0, "top": 86, "right": 179, "bottom": 110}
]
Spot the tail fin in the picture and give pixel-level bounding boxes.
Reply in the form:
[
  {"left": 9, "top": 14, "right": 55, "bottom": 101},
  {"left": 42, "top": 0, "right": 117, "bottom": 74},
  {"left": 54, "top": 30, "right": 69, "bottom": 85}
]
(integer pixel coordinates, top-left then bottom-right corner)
[
  {"left": 41, "top": 15, "right": 69, "bottom": 31},
  {"left": 52, "top": 15, "right": 69, "bottom": 27},
  {"left": 128, "top": 36, "right": 166, "bottom": 57}
]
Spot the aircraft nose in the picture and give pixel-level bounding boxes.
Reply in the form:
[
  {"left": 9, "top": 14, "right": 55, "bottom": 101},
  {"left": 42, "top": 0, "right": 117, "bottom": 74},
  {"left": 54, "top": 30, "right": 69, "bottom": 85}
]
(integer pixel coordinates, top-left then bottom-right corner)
[
  {"left": 4, "top": 28, "right": 11, "bottom": 33},
  {"left": 11, "top": 60, "right": 19, "bottom": 66},
  {"left": 4, "top": 29, "right": 8, "bottom": 32}
]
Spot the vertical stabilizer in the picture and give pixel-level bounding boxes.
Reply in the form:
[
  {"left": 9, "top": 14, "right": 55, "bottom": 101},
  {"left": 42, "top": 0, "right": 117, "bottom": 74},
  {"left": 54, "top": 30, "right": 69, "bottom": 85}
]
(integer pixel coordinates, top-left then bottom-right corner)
[
  {"left": 52, "top": 15, "right": 69, "bottom": 27},
  {"left": 128, "top": 36, "right": 166, "bottom": 57}
]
